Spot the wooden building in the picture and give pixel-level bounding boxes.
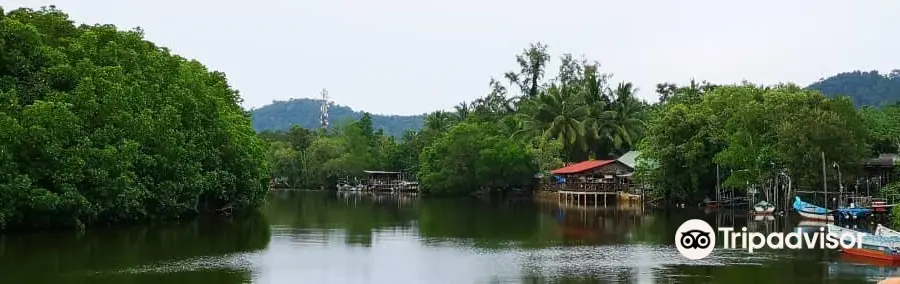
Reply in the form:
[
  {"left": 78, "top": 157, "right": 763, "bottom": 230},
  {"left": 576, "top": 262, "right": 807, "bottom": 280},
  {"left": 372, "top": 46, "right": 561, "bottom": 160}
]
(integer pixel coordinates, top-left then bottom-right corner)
[
  {"left": 862, "top": 153, "right": 897, "bottom": 188},
  {"left": 546, "top": 160, "right": 634, "bottom": 192},
  {"left": 544, "top": 160, "right": 637, "bottom": 207}
]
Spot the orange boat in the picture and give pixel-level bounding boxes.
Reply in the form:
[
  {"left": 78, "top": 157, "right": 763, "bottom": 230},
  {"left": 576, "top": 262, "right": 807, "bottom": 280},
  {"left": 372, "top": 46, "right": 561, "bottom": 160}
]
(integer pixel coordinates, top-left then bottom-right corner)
[
  {"left": 842, "top": 247, "right": 900, "bottom": 263},
  {"left": 830, "top": 224, "right": 900, "bottom": 263}
]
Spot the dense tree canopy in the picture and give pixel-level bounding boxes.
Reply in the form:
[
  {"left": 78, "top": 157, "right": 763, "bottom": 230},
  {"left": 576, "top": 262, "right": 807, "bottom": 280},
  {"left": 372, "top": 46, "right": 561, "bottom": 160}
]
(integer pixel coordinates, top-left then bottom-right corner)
[
  {"left": 0, "top": 7, "right": 269, "bottom": 230},
  {"left": 638, "top": 83, "right": 869, "bottom": 202},
  {"left": 10, "top": 6, "right": 900, "bottom": 223},
  {"left": 262, "top": 43, "right": 646, "bottom": 195},
  {"left": 260, "top": 43, "right": 900, "bottom": 204}
]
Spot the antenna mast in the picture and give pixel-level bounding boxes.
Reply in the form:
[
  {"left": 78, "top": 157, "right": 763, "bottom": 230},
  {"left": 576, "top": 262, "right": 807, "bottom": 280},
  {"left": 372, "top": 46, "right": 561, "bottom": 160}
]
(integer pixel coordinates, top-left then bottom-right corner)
[{"left": 320, "top": 89, "right": 330, "bottom": 130}]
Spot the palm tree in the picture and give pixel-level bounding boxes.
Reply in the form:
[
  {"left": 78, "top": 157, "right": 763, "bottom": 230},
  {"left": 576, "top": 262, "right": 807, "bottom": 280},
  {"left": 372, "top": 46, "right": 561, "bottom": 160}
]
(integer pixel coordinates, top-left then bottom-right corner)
[
  {"left": 453, "top": 101, "right": 471, "bottom": 122},
  {"left": 606, "top": 82, "right": 646, "bottom": 154},
  {"left": 516, "top": 84, "right": 590, "bottom": 159},
  {"left": 424, "top": 111, "right": 455, "bottom": 133},
  {"left": 583, "top": 82, "right": 645, "bottom": 158}
]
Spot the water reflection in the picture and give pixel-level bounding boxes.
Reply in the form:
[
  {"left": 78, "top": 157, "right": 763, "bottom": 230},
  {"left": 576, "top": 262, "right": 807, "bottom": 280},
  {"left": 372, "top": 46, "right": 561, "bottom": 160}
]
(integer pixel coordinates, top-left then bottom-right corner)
[
  {"left": 258, "top": 191, "right": 883, "bottom": 283},
  {"left": 0, "top": 213, "right": 270, "bottom": 283},
  {"left": 1, "top": 191, "right": 898, "bottom": 283}
]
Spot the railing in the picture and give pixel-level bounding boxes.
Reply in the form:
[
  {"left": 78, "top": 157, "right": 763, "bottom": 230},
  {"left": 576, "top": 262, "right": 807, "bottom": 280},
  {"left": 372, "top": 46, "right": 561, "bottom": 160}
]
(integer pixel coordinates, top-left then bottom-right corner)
[{"left": 542, "top": 181, "right": 630, "bottom": 193}]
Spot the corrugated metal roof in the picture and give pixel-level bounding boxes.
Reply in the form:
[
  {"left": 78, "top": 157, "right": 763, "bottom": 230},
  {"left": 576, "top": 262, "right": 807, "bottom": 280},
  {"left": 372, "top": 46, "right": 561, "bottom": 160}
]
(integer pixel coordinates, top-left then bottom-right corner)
[
  {"left": 617, "top": 151, "right": 641, "bottom": 169},
  {"left": 550, "top": 160, "right": 616, "bottom": 175},
  {"left": 616, "top": 150, "right": 659, "bottom": 170},
  {"left": 864, "top": 154, "right": 898, "bottom": 167},
  {"left": 363, "top": 170, "right": 401, "bottom": 174}
]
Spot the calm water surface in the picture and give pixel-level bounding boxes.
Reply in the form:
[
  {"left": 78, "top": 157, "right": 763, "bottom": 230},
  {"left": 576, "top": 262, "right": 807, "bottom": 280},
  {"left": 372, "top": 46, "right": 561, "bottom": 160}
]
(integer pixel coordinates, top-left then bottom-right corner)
[{"left": 1, "top": 191, "right": 897, "bottom": 283}]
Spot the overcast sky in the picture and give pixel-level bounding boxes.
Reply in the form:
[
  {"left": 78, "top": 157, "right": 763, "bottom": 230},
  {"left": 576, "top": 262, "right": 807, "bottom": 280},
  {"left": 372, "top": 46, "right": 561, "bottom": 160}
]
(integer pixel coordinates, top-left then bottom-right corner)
[{"left": 4, "top": 0, "right": 900, "bottom": 115}]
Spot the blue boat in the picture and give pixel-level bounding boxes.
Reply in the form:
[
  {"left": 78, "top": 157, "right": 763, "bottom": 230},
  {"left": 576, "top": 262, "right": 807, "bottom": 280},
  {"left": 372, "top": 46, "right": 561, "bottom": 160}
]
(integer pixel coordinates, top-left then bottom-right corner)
[
  {"left": 793, "top": 196, "right": 873, "bottom": 221},
  {"left": 835, "top": 206, "right": 873, "bottom": 221},
  {"left": 794, "top": 196, "right": 834, "bottom": 221}
]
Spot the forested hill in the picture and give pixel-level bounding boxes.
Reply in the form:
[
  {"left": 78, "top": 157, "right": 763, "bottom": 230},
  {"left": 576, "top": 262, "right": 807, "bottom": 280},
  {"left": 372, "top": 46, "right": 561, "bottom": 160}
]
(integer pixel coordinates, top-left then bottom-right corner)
[
  {"left": 250, "top": 98, "right": 425, "bottom": 137},
  {"left": 252, "top": 70, "right": 900, "bottom": 136},
  {"left": 807, "top": 70, "right": 900, "bottom": 107}
]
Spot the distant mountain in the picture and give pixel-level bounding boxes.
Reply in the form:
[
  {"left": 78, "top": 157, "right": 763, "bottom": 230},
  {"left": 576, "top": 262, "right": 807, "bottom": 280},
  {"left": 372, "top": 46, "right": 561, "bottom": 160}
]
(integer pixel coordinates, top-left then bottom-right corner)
[
  {"left": 807, "top": 70, "right": 900, "bottom": 107},
  {"left": 250, "top": 98, "right": 425, "bottom": 137}
]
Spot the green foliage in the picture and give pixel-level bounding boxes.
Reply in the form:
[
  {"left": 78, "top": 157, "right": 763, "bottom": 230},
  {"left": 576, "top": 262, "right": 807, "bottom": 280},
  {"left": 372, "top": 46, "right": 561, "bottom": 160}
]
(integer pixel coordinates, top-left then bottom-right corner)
[
  {"left": 254, "top": 42, "right": 899, "bottom": 207},
  {"left": 639, "top": 83, "right": 869, "bottom": 203},
  {"left": 858, "top": 104, "right": 900, "bottom": 154},
  {"left": 0, "top": 7, "right": 269, "bottom": 230},
  {"left": 417, "top": 122, "right": 537, "bottom": 195},
  {"left": 250, "top": 98, "right": 425, "bottom": 138},
  {"left": 261, "top": 112, "right": 417, "bottom": 189},
  {"left": 892, "top": 204, "right": 900, "bottom": 228},
  {"left": 260, "top": 43, "right": 648, "bottom": 195}
]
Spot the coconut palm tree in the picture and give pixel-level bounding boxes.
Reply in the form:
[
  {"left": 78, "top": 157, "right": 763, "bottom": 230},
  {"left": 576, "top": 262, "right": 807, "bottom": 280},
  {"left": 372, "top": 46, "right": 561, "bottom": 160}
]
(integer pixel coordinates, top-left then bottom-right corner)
[
  {"left": 606, "top": 82, "right": 646, "bottom": 154},
  {"left": 583, "top": 82, "right": 645, "bottom": 158},
  {"left": 424, "top": 111, "right": 455, "bottom": 133},
  {"left": 453, "top": 101, "right": 471, "bottom": 122},
  {"left": 515, "top": 84, "right": 590, "bottom": 160}
]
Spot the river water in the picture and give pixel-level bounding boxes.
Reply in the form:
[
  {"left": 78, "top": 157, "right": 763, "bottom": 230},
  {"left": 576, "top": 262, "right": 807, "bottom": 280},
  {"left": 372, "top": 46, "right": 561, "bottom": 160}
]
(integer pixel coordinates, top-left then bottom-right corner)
[{"left": 0, "top": 191, "right": 896, "bottom": 283}]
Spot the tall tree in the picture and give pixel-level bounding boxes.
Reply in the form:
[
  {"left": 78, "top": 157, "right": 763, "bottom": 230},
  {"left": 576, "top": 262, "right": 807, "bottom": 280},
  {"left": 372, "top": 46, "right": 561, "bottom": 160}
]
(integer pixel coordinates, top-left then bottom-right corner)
[{"left": 504, "top": 42, "right": 550, "bottom": 98}]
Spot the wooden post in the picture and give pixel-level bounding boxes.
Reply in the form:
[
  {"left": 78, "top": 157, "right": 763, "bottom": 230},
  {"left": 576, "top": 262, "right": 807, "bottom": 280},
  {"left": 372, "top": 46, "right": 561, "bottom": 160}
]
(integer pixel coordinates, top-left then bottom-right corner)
[
  {"left": 716, "top": 164, "right": 720, "bottom": 203},
  {"left": 822, "top": 152, "right": 828, "bottom": 210}
]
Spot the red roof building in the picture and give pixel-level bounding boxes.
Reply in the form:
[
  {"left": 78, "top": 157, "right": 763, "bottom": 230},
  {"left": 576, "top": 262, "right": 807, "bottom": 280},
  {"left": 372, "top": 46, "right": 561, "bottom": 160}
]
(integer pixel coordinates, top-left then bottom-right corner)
[{"left": 550, "top": 160, "right": 632, "bottom": 176}]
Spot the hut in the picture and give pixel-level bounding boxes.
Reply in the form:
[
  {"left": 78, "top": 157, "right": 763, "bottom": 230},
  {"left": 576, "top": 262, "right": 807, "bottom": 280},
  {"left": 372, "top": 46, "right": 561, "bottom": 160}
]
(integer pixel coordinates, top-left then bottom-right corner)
[
  {"left": 361, "top": 170, "right": 418, "bottom": 193},
  {"left": 862, "top": 153, "right": 898, "bottom": 188},
  {"left": 548, "top": 160, "right": 634, "bottom": 192}
]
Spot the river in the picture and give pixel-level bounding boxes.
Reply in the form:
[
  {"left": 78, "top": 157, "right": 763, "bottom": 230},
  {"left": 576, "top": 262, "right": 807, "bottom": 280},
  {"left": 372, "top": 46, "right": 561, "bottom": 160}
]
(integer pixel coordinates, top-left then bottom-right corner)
[{"left": 0, "top": 191, "right": 895, "bottom": 283}]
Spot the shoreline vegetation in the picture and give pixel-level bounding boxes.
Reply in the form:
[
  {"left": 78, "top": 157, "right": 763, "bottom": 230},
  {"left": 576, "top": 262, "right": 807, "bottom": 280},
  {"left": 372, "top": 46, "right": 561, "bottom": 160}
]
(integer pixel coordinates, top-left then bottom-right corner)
[
  {"left": 0, "top": 7, "right": 269, "bottom": 231},
  {"left": 3, "top": 7, "right": 900, "bottom": 231}
]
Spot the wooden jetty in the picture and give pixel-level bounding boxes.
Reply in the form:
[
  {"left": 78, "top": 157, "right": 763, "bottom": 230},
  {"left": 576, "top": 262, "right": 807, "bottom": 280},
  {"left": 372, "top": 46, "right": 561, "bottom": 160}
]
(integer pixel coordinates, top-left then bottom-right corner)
[{"left": 359, "top": 170, "right": 419, "bottom": 193}]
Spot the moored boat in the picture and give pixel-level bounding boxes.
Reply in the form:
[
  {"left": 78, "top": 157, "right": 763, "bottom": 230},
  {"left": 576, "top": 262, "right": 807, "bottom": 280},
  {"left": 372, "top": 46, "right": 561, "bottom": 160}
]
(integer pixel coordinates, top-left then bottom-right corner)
[
  {"left": 872, "top": 199, "right": 896, "bottom": 214},
  {"left": 753, "top": 201, "right": 775, "bottom": 214},
  {"left": 794, "top": 196, "right": 835, "bottom": 221},
  {"left": 828, "top": 224, "right": 900, "bottom": 263},
  {"left": 833, "top": 207, "right": 874, "bottom": 221},
  {"left": 877, "top": 224, "right": 900, "bottom": 238}
]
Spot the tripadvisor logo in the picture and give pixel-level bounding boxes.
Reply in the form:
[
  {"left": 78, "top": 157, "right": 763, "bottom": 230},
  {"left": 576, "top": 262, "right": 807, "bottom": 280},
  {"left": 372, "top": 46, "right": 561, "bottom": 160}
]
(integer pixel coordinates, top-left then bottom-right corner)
[{"left": 674, "top": 219, "right": 864, "bottom": 260}]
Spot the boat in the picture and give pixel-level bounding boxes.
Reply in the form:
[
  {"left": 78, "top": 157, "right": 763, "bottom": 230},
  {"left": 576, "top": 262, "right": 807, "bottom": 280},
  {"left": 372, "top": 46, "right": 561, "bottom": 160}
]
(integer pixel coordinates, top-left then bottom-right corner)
[
  {"left": 753, "top": 201, "right": 775, "bottom": 214},
  {"left": 877, "top": 224, "right": 900, "bottom": 238},
  {"left": 701, "top": 197, "right": 718, "bottom": 208},
  {"left": 833, "top": 204, "right": 874, "bottom": 221},
  {"left": 872, "top": 198, "right": 893, "bottom": 214},
  {"left": 794, "top": 196, "right": 835, "bottom": 221},
  {"left": 702, "top": 196, "right": 749, "bottom": 208},
  {"left": 336, "top": 183, "right": 363, "bottom": 191},
  {"left": 828, "top": 224, "right": 900, "bottom": 262},
  {"left": 845, "top": 196, "right": 893, "bottom": 215}
]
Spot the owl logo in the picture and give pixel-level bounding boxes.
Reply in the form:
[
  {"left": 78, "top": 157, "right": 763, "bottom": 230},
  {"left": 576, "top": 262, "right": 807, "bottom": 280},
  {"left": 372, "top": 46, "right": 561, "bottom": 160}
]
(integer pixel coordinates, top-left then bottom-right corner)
[
  {"left": 680, "top": 229, "right": 712, "bottom": 249},
  {"left": 675, "top": 219, "right": 716, "bottom": 260}
]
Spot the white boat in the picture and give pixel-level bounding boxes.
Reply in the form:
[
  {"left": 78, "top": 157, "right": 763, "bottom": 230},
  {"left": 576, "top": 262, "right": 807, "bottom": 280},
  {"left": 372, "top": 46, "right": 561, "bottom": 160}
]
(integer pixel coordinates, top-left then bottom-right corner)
[
  {"left": 877, "top": 224, "right": 900, "bottom": 238},
  {"left": 337, "top": 183, "right": 363, "bottom": 191},
  {"left": 828, "top": 224, "right": 900, "bottom": 262},
  {"left": 798, "top": 210, "right": 835, "bottom": 221},
  {"left": 753, "top": 201, "right": 775, "bottom": 214}
]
